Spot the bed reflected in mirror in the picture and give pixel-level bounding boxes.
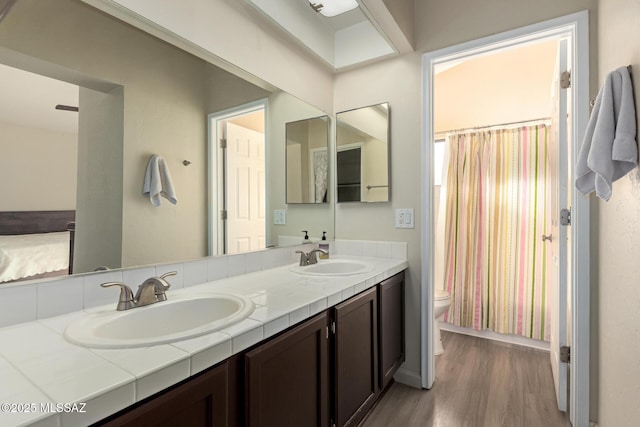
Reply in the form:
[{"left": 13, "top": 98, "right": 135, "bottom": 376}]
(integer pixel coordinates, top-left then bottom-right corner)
[{"left": 0, "top": 211, "right": 75, "bottom": 283}]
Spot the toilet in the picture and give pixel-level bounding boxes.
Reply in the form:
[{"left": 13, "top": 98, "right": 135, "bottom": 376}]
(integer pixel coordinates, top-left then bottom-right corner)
[{"left": 434, "top": 289, "right": 451, "bottom": 355}]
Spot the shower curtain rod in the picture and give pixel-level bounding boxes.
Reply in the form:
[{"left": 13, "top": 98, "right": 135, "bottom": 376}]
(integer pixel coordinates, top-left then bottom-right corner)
[{"left": 435, "top": 117, "right": 552, "bottom": 137}]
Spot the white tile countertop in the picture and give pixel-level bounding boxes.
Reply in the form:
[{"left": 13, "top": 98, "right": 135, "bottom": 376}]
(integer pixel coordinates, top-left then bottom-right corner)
[{"left": 0, "top": 255, "right": 407, "bottom": 427}]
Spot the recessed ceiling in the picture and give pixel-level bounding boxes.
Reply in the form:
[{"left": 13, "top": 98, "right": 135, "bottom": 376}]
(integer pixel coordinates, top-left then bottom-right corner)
[
  {"left": 0, "top": 63, "right": 78, "bottom": 134},
  {"left": 246, "top": 0, "right": 396, "bottom": 70}
]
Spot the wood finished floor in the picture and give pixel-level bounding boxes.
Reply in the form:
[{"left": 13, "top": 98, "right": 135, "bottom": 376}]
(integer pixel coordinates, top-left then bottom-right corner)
[{"left": 361, "top": 331, "right": 570, "bottom": 427}]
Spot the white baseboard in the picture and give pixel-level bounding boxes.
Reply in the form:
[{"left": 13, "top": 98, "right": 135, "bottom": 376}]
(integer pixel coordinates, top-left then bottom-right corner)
[
  {"left": 440, "top": 323, "right": 550, "bottom": 351},
  {"left": 393, "top": 367, "right": 422, "bottom": 389}
]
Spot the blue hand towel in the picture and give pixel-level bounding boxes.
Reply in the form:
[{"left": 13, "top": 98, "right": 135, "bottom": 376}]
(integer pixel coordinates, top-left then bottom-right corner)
[{"left": 142, "top": 155, "right": 177, "bottom": 207}]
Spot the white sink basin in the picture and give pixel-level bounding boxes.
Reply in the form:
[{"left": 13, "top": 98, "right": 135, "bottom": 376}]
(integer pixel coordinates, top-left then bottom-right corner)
[
  {"left": 289, "top": 259, "right": 374, "bottom": 276},
  {"left": 64, "top": 293, "right": 255, "bottom": 348}
]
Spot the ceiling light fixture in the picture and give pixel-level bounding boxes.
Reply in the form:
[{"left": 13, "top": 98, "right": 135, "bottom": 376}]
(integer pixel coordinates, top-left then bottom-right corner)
[{"left": 308, "top": 0, "right": 358, "bottom": 17}]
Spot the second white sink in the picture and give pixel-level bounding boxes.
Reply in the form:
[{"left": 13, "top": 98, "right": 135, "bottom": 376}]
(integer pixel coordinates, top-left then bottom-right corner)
[
  {"left": 64, "top": 293, "right": 255, "bottom": 348},
  {"left": 289, "top": 259, "right": 374, "bottom": 276}
]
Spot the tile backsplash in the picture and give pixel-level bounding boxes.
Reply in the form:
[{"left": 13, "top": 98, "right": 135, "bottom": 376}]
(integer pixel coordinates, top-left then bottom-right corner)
[{"left": 0, "top": 240, "right": 407, "bottom": 328}]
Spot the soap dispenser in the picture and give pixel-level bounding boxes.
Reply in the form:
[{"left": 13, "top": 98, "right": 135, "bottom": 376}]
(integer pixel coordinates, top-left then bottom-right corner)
[
  {"left": 302, "top": 230, "right": 310, "bottom": 244},
  {"left": 318, "top": 231, "right": 329, "bottom": 259}
]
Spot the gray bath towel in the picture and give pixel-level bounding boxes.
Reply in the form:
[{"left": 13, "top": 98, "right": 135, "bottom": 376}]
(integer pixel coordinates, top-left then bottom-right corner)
[
  {"left": 143, "top": 155, "right": 177, "bottom": 207},
  {"left": 575, "top": 66, "right": 637, "bottom": 201}
]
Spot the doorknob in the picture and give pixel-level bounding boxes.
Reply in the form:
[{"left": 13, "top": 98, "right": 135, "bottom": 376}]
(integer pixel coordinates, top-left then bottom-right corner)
[{"left": 542, "top": 234, "right": 553, "bottom": 242}]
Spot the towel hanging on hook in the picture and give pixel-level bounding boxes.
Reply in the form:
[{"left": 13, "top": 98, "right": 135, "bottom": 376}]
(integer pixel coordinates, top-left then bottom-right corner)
[
  {"left": 143, "top": 155, "right": 178, "bottom": 206},
  {"left": 590, "top": 65, "right": 633, "bottom": 108},
  {"left": 576, "top": 65, "right": 637, "bottom": 201}
]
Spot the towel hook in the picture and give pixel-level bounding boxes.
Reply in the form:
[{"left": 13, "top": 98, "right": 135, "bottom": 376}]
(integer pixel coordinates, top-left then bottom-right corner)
[
  {"left": 183, "top": 160, "right": 191, "bottom": 166},
  {"left": 590, "top": 65, "right": 633, "bottom": 108}
]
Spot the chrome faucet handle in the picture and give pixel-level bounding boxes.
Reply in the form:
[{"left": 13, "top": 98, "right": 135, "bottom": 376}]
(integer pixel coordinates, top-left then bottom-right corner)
[
  {"left": 159, "top": 271, "right": 177, "bottom": 282},
  {"left": 100, "top": 282, "right": 135, "bottom": 311},
  {"left": 307, "top": 248, "right": 328, "bottom": 265},
  {"left": 153, "top": 271, "right": 177, "bottom": 301}
]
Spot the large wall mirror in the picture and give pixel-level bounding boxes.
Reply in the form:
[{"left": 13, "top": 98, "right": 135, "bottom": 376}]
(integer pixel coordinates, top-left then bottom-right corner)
[
  {"left": 336, "top": 102, "right": 390, "bottom": 202},
  {"left": 286, "top": 116, "right": 330, "bottom": 204},
  {"left": 0, "top": 0, "right": 334, "bottom": 284}
]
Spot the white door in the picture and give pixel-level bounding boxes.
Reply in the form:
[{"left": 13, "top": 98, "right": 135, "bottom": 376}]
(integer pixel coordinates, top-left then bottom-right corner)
[
  {"left": 548, "top": 37, "right": 570, "bottom": 412},
  {"left": 224, "top": 122, "right": 266, "bottom": 254}
]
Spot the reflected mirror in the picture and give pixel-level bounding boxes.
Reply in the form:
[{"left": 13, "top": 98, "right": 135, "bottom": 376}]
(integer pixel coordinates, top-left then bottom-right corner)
[
  {"left": 0, "top": 0, "right": 334, "bottom": 284},
  {"left": 336, "top": 103, "right": 390, "bottom": 202},
  {"left": 286, "top": 116, "right": 330, "bottom": 204}
]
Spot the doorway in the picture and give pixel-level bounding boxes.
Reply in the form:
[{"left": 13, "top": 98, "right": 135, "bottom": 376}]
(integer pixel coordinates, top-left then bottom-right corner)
[
  {"left": 421, "top": 11, "right": 590, "bottom": 426},
  {"left": 208, "top": 100, "right": 267, "bottom": 255},
  {"left": 337, "top": 144, "right": 363, "bottom": 202},
  {"left": 433, "top": 38, "right": 559, "bottom": 339}
]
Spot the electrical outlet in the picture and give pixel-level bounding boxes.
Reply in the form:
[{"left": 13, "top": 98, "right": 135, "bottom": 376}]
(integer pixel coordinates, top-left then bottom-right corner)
[
  {"left": 395, "top": 208, "right": 414, "bottom": 229},
  {"left": 273, "top": 209, "right": 286, "bottom": 225}
]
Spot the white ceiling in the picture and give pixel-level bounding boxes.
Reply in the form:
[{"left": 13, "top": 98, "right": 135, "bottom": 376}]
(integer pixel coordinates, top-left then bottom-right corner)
[
  {"left": 0, "top": 63, "right": 78, "bottom": 134},
  {"left": 246, "top": 0, "right": 395, "bottom": 70}
]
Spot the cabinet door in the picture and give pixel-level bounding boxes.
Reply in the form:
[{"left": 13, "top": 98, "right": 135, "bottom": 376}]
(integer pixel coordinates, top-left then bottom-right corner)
[
  {"left": 99, "top": 361, "right": 229, "bottom": 427},
  {"left": 334, "top": 286, "right": 378, "bottom": 427},
  {"left": 378, "top": 271, "right": 406, "bottom": 390},
  {"left": 245, "top": 311, "right": 330, "bottom": 427}
]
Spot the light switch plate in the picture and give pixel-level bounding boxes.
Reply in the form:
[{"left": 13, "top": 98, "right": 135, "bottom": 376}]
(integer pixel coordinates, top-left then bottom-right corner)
[
  {"left": 274, "top": 209, "right": 286, "bottom": 225},
  {"left": 395, "top": 208, "right": 414, "bottom": 229}
]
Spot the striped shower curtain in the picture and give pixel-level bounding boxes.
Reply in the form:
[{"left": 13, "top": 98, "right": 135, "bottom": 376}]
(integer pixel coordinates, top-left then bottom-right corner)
[{"left": 440, "top": 124, "right": 551, "bottom": 341}]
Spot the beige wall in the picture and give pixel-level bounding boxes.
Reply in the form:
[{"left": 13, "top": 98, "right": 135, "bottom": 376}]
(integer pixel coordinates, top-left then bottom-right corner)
[
  {"left": 75, "top": 86, "right": 124, "bottom": 272},
  {"left": 0, "top": 121, "right": 77, "bottom": 211},
  {"left": 416, "top": 0, "right": 597, "bottom": 57},
  {"left": 435, "top": 40, "right": 558, "bottom": 132},
  {"left": 594, "top": 0, "right": 640, "bottom": 424},
  {"left": 381, "top": 0, "right": 415, "bottom": 47},
  {"left": 268, "top": 92, "right": 334, "bottom": 243},
  {"left": 361, "top": 135, "right": 389, "bottom": 202},
  {"left": 84, "top": 0, "right": 334, "bottom": 114},
  {"left": 335, "top": 53, "right": 423, "bottom": 377},
  {"left": 335, "top": 0, "right": 597, "bottom": 388},
  {"left": 205, "top": 64, "right": 270, "bottom": 113},
  {"left": 119, "top": 52, "right": 208, "bottom": 268}
]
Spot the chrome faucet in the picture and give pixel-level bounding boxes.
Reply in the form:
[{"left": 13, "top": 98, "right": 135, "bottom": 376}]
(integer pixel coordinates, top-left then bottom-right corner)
[
  {"left": 101, "top": 271, "right": 177, "bottom": 311},
  {"left": 295, "top": 248, "right": 328, "bottom": 266}
]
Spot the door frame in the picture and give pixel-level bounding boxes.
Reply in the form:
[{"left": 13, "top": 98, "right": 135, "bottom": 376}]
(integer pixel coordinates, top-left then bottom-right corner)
[
  {"left": 420, "top": 11, "right": 590, "bottom": 426},
  {"left": 207, "top": 99, "right": 268, "bottom": 256},
  {"left": 337, "top": 142, "right": 365, "bottom": 201}
]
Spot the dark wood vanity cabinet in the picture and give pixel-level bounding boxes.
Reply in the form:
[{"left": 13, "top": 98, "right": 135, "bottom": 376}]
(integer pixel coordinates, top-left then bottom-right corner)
[
  {"left": 98, "top": 360, "right": 231, "bottom": 427},
  {"left": 95, "top": 271, "right": 405, "bottom": 427},
  {"left": 333, "top": 286, "right": 379, "bottom": 427},
  {"left": 245, "top": 311, "right": 330, "bottom": 427},
  {"left": 378, "top": 271, "right": 405, "bottom": 390}
]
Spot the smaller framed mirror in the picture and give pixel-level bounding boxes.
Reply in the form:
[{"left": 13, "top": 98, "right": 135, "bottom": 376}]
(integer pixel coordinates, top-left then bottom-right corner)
[
  {"left": 286, "top": 115, "right": 330, "bottom": 204},
  {"left": 336, "top": 102, "right": 390, "bottom": 202}
]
